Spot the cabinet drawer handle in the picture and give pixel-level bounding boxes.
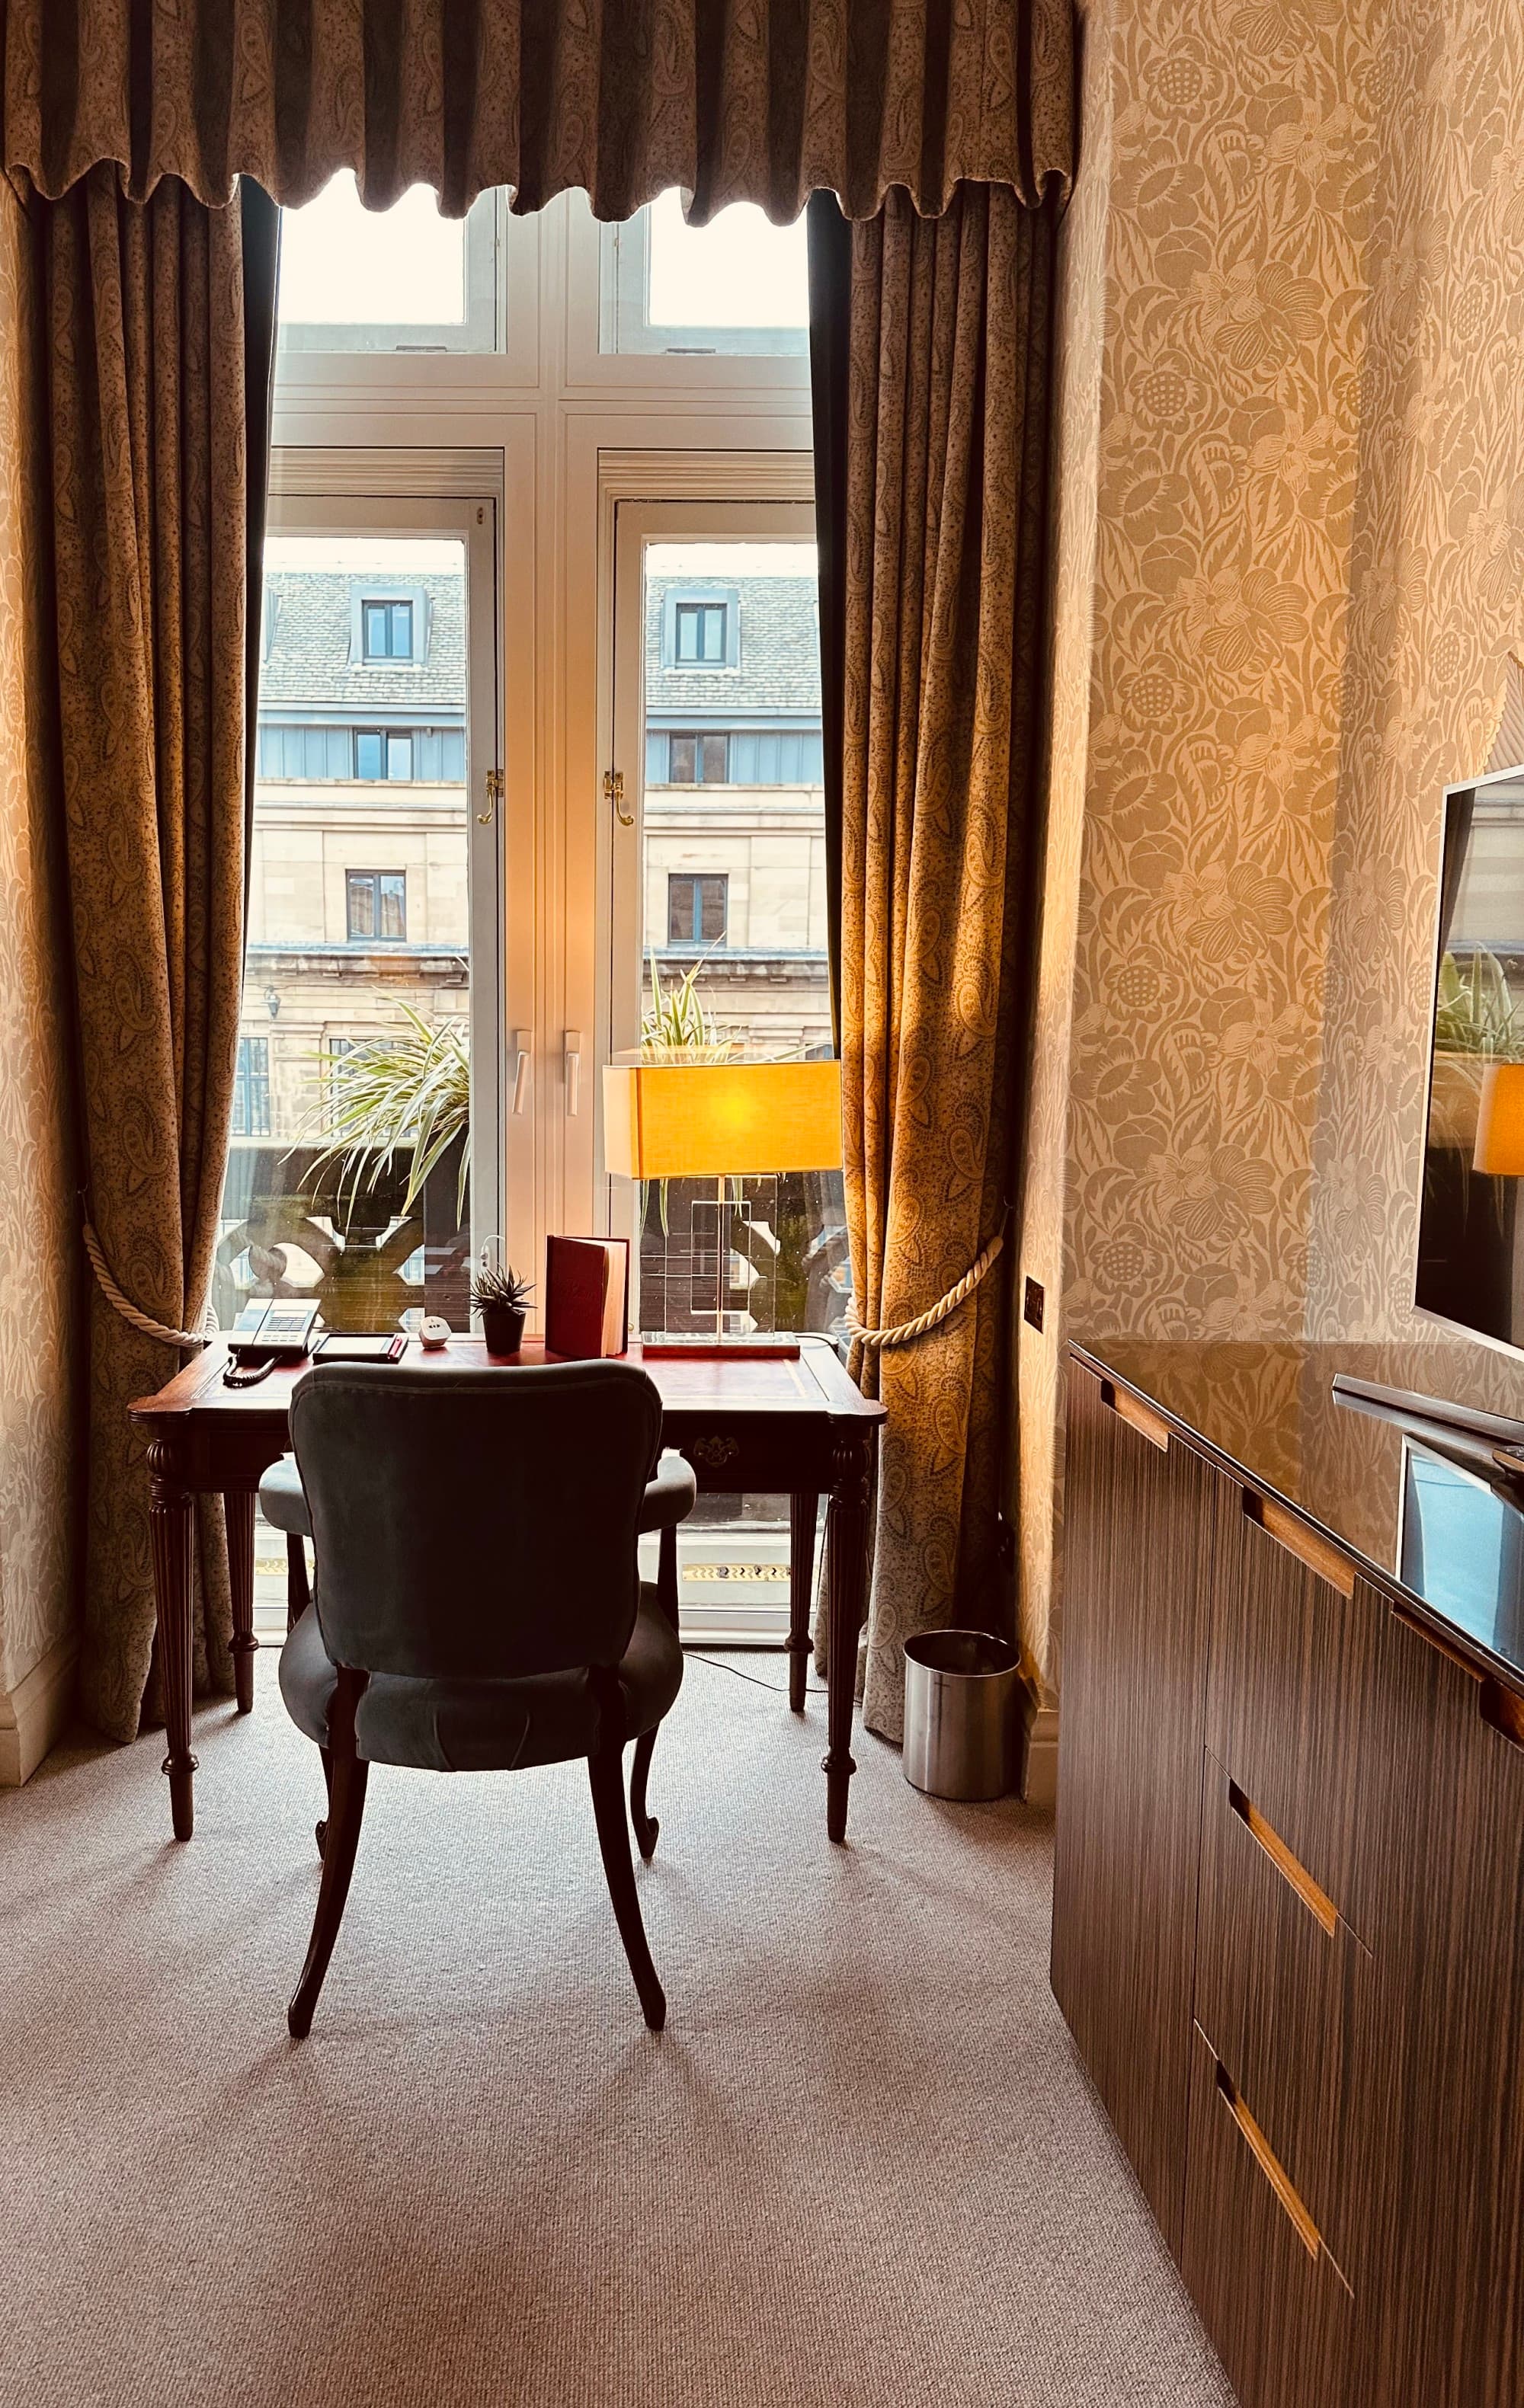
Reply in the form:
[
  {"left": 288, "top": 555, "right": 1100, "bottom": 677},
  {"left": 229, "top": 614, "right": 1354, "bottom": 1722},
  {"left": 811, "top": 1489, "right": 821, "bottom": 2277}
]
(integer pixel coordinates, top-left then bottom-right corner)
[
  {"left": 1481, "top": 1677, "right": 1524, "bottom": 1749},
  {"left": 1213, "top": 2056, "right": 1324, "bottom": 2262},
  {"left": 1099, "top": 1380, "right": 1170, "bottom": 1451},
  {"left": 1228, "top": 1781, "right": 1338, "bottom": 1936},
  {"left": 1391, "top": 1601, "right": 1482, "bottom": 1683},
  {"left": 1242, "top": 1490, "right": 1355, "bottom": 1597}
]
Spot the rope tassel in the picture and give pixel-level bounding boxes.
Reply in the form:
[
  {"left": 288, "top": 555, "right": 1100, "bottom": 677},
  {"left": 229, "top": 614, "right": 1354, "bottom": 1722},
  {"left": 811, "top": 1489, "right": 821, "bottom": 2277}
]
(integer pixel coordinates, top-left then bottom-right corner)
[
  {"left": 82, "top": 1224, "right": 214, "bottom": 1350},
  {"left": 847, "top": 1230, "right": 1004, "bottom": 1349}
]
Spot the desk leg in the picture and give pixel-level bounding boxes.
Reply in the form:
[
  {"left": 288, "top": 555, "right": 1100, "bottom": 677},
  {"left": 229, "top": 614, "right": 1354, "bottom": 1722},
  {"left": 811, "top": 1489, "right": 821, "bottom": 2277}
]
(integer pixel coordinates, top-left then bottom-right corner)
[
  {"left": 148, "top": 1443, "right": 197, "bottom": 1841},
  {"left": 824, "top": 1431, "right": 872, "bottom": 1842},
  {"left": 226, "top": 1490, "right": 257, "bottom": 1714},
  {"left": 788, "top": 1492, "right": 817, "bottom": 1713}
]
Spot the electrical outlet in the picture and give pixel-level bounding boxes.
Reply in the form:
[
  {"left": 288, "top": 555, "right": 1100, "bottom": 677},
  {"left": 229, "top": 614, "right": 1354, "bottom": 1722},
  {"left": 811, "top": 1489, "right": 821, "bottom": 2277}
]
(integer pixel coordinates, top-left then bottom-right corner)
[{"left": 1023, "top": 1277, "right": 1045, "bottom": 1333}]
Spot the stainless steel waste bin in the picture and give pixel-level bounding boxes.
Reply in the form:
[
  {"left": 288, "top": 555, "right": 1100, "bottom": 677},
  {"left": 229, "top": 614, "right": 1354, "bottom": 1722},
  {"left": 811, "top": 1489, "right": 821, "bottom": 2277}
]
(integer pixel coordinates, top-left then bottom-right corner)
[{"left": 901, "top": 1629, "right": 1020, "bottom": 1800}]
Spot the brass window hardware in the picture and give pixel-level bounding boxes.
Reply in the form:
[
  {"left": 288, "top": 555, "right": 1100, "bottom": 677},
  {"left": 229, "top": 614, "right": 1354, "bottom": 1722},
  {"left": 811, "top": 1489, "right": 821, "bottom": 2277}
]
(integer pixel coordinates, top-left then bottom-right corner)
[
  {"left": 604, "top": 767, "right": 633, "bottom": 827},
  {"left": 477, "top": 767, "right": 504, "bottom": 826}
]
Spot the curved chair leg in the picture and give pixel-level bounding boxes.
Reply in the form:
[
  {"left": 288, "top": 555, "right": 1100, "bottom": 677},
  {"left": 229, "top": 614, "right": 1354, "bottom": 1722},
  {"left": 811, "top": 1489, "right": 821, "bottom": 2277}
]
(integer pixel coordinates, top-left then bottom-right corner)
[
  {"left": 629, "top": 1524, "right": 680, "bottom": 1860},
  {"left": 629, "top": 1729, "right": 659, "bottom": 1860},
  {"left": 588, "top": 1741, "right": 666, "bottom": 2032},
  {"left": 289, "top": 1671, "right": 369, "bottom": 2039},
  {"left": 316, "top": 1744, "right": 333, "bottom": 1858}
]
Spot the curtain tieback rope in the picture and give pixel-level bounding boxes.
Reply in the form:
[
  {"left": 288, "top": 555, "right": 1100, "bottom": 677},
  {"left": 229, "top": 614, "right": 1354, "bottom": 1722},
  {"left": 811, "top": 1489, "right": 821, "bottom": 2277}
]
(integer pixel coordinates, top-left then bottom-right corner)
[
  {"left": 847, "top": 1230, "right": 1004, "bottom": 1349},
  {"left": 82, "top": 1223, "right": 213, "bottom": 1349}
]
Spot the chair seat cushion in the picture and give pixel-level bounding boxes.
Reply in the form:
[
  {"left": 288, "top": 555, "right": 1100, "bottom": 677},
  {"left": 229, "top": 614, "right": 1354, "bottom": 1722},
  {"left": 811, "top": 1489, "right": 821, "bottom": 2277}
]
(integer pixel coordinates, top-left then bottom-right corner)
[
  {"left": 258, "top": 1453, "right": 311, "bottom": 1538},
  {"left": 637, "top": 1449, "right": 696, "bottom": 1534},
  {"left": 279, "top": 1585, "right": 683, "bottom": 1774}
]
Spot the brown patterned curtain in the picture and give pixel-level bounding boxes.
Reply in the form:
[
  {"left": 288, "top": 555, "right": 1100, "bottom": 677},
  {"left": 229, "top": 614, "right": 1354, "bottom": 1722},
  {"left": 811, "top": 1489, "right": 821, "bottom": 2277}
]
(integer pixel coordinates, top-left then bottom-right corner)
[
  {"left": 17, "top": 162, "right": 276, "bottom": 1738},
  {"left": 838, "top": 181, "right": 1062, "bottom": 1740},
  {"left": 2, "top": 0, "right": 1065, "bottom": 220}
]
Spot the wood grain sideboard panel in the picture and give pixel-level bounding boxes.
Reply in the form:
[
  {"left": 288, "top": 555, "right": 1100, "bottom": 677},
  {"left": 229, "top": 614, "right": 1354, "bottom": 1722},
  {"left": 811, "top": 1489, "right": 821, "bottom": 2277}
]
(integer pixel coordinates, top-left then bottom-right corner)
[
  {"left": 1194, "top": 1751, "right": 1373, "bottom": 2282},
  {"left": 1183, "top": 2023, "right": 1354, "bottom": 2408},
  {"left": 1350, "top": 1606, "right": 1524, "bottom": 2408},
  {"left": 1051, "top": 1362, "right": 1225, "bottom": 2259},
  {"left": 1206, "top": 1492, "right": 1382, "bottom": 1943}
]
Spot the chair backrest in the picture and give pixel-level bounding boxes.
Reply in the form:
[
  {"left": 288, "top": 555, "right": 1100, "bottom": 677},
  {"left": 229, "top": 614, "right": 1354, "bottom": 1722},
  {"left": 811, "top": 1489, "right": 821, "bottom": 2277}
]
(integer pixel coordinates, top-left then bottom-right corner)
[{"left": 290, "top": 1360, "right": 664, "bottom": 1682}]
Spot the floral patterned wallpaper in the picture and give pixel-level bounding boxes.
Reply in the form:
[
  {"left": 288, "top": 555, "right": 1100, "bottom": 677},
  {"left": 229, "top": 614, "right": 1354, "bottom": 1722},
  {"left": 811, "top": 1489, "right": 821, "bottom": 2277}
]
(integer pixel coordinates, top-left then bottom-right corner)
[
  {"left": 1307, "top": 0, "right": 1524, "bottom": 1338},
  {"left": 1017, "top": 0, "right": 1524, "bottom": 1698},
  {"left": 0, "top": 181, "right": 78, "bottom": 1720}
]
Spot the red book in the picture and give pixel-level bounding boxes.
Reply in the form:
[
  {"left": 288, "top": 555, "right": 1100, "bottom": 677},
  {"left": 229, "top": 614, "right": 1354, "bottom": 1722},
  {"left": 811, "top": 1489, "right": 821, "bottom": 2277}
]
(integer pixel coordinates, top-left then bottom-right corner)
[{"left": 544, "top": 1236, "right": 629, "bottom": 1360}]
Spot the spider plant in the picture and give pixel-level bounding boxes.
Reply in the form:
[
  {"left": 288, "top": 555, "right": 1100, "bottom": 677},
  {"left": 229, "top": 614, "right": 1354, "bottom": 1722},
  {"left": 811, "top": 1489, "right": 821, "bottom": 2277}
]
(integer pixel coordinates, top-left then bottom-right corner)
[
  {"left": 298, "top": 1003, "right": 471, "bottom": 1224},
  {"left": 1434, "top": 948, "right": 1523, "bottom": 1058},
  {"left": 641, "top": 950, "right": 738, "bottom": 1063}
]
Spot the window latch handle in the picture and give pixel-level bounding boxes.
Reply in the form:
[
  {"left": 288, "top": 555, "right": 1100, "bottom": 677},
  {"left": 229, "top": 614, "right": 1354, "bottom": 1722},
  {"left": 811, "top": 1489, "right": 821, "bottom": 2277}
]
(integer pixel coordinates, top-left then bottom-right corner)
[
  {"left": 478, "top": 767, "right": 503, "bottom": 827},
  {"left": 512, "top": 1030, "right": 532, "bottom": 1115},
  {"left": 604, "top": 768, "right": 633, "bottom": 827},
  {"left": 565, "top": 1031, "right": 582, "bottom": 1117}
]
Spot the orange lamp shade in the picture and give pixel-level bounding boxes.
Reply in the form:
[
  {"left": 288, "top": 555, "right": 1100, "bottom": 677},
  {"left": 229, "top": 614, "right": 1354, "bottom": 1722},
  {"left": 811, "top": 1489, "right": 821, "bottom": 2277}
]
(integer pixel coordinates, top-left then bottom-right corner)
[
  {"left": 603, "top": 1057, "right": 843, "bottom": 1180},
  {"left": 1473, "top": 1060, "right": 1524, "bottom": 1175}
]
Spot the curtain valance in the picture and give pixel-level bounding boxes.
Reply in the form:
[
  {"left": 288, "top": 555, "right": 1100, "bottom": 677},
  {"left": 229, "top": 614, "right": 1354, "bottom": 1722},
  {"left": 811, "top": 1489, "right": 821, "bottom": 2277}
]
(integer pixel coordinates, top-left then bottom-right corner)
[{"left": 2, "top": 0, "right": 1074, "bottom": 220}]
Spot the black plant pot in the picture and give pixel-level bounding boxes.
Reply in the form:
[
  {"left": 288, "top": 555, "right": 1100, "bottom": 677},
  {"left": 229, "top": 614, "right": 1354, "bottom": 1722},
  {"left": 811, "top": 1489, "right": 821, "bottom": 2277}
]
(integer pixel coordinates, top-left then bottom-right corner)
[{"left": 480, "top": 1303, "right": 527, "bottom": 1357}]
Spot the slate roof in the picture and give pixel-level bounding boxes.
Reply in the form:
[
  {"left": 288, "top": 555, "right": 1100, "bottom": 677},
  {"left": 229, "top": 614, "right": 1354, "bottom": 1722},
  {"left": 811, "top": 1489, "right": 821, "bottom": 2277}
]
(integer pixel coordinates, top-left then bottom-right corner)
[
  {"left": 261, "top": 571, "right": 466, "bottom": 712},
  {"left": 645, "top": 574, "right": 821, "bottom": 721}
]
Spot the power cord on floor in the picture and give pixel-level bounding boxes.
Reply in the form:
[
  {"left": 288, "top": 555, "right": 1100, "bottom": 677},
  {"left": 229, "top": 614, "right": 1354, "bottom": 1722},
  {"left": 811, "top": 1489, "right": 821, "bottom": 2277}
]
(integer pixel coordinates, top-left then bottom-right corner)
[{"left": 686, "top": 1649, "right": 828, "bottom": 1698}]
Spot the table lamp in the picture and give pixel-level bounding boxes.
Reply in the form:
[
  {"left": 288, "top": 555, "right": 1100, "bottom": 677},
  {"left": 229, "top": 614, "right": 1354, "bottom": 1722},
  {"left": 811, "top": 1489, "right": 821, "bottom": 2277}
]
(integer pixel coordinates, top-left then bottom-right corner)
[
  {"left": 1474, "top": 1061, "right": 1524, "bottom": 1175},
  {"left": 602, "top": 1054, "right": 843, "bottom": 1354}
]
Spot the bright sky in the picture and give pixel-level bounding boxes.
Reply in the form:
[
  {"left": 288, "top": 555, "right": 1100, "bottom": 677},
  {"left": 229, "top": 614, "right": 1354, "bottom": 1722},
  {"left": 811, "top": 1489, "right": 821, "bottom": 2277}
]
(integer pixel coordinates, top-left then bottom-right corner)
[
  {"left": 647, "top": 543, "right": 818, "bottom": 578},
  {"left": 277, "top": 174, "right": 808, "bottom": 333},
  {"left": 264, "top": 538, "right": 465, "bottom": 574},
  {"left": 278, "top": 174, "right": 466, "bottom": 325},
  {"left": 646, "top": 190, "right": 808, "bottom": 328}
]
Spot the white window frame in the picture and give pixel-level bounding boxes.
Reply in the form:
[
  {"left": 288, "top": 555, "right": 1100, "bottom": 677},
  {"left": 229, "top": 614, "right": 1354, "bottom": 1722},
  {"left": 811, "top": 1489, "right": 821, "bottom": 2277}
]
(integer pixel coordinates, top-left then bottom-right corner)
[{"left": 599, "top": 204, "right": 810, "bottom": 359}]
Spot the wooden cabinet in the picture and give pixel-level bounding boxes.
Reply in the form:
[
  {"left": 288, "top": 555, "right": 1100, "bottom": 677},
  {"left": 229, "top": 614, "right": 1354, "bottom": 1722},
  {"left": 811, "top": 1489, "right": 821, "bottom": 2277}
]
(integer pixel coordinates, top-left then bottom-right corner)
[
  {"left": 1050, "top": 1362, "right": 1225, "bottom": 2257},
  {"left": 1054, "top": 1349, "right": 1524, "bottom": 2408}
]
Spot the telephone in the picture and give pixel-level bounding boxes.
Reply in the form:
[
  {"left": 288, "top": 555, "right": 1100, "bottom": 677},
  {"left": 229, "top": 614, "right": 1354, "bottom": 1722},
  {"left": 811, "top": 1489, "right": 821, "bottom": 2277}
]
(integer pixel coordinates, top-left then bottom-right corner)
[{"left": 225, "top": 1298, "right": 321, "bottom": 1386}]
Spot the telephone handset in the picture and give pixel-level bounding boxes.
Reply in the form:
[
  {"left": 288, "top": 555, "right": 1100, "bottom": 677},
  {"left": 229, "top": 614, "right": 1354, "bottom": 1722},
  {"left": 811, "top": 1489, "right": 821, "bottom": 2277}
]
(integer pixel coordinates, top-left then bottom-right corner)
[{"left": 225, "top": 1298, "right": 321, "bottom": 1387}]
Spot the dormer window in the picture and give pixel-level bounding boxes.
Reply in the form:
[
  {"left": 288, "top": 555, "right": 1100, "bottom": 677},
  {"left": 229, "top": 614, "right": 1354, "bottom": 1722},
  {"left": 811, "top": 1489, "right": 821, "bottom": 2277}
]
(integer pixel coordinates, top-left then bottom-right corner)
[
  {"left": 363, "top": 598, "right": 414, "bottom": 660},
  {"left": 674, "top": 600, "right": 726, "bottom": 664}
]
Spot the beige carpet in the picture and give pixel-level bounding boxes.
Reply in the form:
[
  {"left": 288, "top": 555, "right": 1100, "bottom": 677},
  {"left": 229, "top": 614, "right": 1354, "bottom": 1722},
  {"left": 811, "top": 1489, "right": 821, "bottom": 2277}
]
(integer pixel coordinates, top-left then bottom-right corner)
[{"left": 0, "top": 1651, "right": 1231, "bottom": 2408}]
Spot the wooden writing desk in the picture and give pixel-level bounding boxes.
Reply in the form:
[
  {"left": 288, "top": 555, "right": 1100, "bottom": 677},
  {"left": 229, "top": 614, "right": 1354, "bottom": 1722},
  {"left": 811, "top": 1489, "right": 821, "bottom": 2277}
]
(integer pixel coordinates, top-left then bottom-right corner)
[{"left": 130, "top": 1337, "right": 884, "bottom": 1845}]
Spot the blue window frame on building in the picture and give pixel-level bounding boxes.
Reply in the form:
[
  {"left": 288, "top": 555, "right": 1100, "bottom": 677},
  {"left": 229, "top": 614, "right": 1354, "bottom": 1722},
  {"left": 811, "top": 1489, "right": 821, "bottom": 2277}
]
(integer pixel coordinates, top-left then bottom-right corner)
[
  {"left": 363, "top": 598, "right": 414, "bottom": 660},
  {"left": 232, "top": 1036, "right": 271, "bottom": 1137},
  {"left": 674, "top": 601, "right": 727, "bottom": 664},
  {"left": 668, "top": 872, "right": 728, "bottom": 945},
  {"left": 347, "top": 869, "right": 407, "bottom": 941}
]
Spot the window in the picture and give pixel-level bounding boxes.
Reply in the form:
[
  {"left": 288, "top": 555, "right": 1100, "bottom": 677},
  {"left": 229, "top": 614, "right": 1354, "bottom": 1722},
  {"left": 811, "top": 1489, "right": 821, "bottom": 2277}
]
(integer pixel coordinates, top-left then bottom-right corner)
[
  {"left": 346, "top": 869, "right": 407, "bottom": 941},
  {"left": 667, "top": 873, "right": 728, "bottom": 945},
  {"left": 674, "top": 603, "right": 726, "bottom": 664},
  {"left": 363, "top": 599, "right": 414, "bottom": 660},
  {"left": 232, "top": 1037, "right": 271, "bottom": 1137},
  {"left": 277, "top": 172, "right": 502, "bottom": 355},
  {"left": 603, "top": 190, "right": 809, "bottom": 357},
  {"left": 666, "top": 732, "right": 730, "bottom": 784}
]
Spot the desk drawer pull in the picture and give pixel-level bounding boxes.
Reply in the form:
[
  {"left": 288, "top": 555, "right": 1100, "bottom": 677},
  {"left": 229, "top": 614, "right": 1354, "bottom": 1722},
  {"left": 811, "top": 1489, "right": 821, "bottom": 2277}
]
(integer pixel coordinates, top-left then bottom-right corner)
[
  {"left": 1391, "top": 1602, "right": 1482, "bottom": 1682},
  {"left": 1098, "top": 1380, "right": 1170, "bottom": 1451},
  {"left": 1228, "top": 1780, "right": 1338, "bottom": 1936},
  {"left": 1214, "top": 2057, "right": 1323, "bottom": 2262},
  {"left": 1481, "top": 1677, "right": 1524, "bottom": 1749},
  {"left": 1243, "top": 1491, "right": 1355, "bottom": 1597}
]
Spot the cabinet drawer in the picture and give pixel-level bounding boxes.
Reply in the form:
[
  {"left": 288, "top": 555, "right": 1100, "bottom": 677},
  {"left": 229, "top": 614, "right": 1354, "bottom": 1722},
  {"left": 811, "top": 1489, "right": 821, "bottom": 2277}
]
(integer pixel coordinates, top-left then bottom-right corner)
[
  {"left": 1207, "top": 1482, "right": 1382, "bottom": 1938},
  {"left": 1195, "top": 1751, "right": 1373, "bottom": 2283},
  {"left": 1183, "top": 2023, "right": 1354, "bottom": 2408}
]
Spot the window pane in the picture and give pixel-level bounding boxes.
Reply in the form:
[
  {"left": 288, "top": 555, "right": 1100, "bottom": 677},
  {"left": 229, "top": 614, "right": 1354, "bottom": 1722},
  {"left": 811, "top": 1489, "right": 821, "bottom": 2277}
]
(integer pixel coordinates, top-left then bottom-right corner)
[
  {"left": 638, "top": 539, "right": 845, "bottom": 1348},
  {"left": 347, "top": 871, "right": 376, "bottom": 939},
  {"left": 226, "top": 533, "right": 472, "bottom": 1336},
  {"left": 390, "top": 601, "right": 413, "bottom": 657},
  {"left": 675, "top": 607, "right": 700, "bottom": 664},
  {"left": 647, "top": 191, "right": 808, "bottom": 331},
  {"left": 279, "top": 172, "right": 466, "bottom": 328}
]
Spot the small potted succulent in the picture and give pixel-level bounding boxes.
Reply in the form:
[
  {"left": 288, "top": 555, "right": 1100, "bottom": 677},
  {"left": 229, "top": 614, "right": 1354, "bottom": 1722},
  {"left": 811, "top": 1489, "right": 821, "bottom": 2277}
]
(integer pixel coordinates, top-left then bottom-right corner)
[{"left": 472, "top": 1262, "right": 533, "bottom": 1356}]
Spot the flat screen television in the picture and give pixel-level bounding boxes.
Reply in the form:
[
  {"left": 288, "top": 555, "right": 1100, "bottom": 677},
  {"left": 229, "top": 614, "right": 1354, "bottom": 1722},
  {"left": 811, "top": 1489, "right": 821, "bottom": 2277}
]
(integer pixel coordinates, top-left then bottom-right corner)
[{"left": 1417, "top": 765, "right": 1524, "bottom": 1348}]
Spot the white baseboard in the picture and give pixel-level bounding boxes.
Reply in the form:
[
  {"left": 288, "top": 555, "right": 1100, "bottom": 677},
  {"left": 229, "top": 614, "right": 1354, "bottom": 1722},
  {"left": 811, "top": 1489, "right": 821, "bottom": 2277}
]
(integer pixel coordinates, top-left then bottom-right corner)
[
  {"left": 0, "top": 1634, "right": 78, "bottom": 1786},
  {"left": 1019, "top": 1684, "right": 1058, "bottom": 1808}
]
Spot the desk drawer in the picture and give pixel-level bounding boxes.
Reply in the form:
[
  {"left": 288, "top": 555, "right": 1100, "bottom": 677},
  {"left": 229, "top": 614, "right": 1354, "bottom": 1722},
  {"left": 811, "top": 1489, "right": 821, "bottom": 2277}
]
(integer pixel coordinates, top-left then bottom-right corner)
[
  {"left": 1207, "top": 1482, "right": 1382, "bottom": 1939},
  {"left": 1195, "top": 1750, "right": 1373, "bottom": 2284},
  {"left": 1183, "top": 2021, "right": 1354, "bottom": 2408}
]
